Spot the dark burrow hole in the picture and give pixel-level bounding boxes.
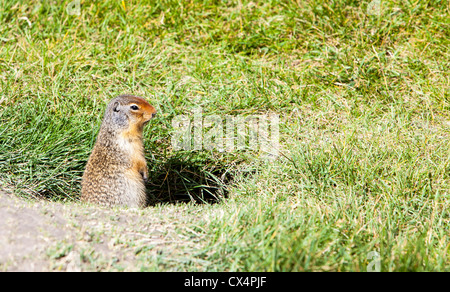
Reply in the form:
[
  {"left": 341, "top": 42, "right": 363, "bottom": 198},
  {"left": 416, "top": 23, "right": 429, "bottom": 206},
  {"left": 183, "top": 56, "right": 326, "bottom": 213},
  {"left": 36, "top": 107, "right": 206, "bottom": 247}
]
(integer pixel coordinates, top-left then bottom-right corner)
[{"left": 145, "top": 155, "right": 236, "bottom": 205}]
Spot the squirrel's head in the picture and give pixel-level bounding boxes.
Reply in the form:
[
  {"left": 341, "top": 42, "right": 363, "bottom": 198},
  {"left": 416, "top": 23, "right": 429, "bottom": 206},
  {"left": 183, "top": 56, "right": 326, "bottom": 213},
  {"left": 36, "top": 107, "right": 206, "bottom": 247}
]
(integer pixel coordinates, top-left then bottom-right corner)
[{"left": 104, "top": 95, "right": 157, "bottom": 134}]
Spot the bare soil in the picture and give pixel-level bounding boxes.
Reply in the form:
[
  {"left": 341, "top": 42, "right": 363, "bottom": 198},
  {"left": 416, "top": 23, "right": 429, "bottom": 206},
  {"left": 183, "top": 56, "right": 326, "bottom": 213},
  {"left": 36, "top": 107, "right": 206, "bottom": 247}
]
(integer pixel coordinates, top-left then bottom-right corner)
[{"left": 0, "top": 190, "right": 207, "bottom": 271}]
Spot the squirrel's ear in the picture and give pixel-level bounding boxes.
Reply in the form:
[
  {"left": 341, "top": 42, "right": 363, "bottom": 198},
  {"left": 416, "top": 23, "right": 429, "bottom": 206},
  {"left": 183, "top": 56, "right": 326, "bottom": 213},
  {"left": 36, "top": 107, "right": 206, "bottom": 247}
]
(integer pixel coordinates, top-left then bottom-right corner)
[{"left": 113, "top": 101, "right": 120, "bottom": 112}]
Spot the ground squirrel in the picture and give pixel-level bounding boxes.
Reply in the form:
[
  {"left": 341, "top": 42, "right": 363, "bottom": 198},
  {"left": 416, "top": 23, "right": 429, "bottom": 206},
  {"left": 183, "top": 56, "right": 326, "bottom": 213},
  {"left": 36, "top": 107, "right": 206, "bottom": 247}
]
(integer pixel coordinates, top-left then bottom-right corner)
[{"left": 81, "top": 95, "right": 157, "bottom": 208}]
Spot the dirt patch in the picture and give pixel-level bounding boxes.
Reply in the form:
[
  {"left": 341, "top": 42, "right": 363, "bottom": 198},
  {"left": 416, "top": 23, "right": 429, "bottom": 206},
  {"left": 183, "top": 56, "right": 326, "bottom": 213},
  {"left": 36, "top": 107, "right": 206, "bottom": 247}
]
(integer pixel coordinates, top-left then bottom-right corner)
[{"left": 0, "top": 190, "right": 207, "bottom": 271}]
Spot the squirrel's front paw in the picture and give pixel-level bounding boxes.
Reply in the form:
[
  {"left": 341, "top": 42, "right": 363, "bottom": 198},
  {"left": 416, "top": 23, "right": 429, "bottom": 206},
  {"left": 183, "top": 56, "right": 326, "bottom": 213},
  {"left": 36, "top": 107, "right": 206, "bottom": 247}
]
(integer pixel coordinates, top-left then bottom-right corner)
[{"left": 140, "top": 170, "right": 149, "bottom": 182}]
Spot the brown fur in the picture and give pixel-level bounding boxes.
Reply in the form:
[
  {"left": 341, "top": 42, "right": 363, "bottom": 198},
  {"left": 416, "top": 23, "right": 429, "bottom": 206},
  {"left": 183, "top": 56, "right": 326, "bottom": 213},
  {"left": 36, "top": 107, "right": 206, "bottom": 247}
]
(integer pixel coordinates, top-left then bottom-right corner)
[{"left": 81, "top": 95, "right": 157, "bottom": 208}]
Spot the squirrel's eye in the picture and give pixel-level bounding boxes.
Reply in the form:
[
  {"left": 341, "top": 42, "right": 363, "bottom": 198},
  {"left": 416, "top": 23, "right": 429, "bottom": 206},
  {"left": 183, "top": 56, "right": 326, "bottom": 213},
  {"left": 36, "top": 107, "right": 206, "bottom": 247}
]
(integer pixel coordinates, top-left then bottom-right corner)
[{"left": 130, "top": 105, "right": 139, "bottom": 110}]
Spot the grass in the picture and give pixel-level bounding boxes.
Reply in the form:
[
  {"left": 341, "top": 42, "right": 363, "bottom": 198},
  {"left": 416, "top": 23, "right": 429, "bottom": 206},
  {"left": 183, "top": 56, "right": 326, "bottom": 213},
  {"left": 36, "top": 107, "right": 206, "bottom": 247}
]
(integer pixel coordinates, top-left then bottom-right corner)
[{"left": 0, "top": 0, "right": 449, "bottom": 271}]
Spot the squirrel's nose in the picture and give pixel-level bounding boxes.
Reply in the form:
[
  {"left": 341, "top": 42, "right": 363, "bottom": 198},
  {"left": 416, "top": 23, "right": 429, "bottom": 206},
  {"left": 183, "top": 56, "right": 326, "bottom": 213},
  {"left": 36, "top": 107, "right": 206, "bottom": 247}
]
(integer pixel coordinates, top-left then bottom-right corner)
[{"left": 152, "top": 112, "right": 157, "bottom": 118}]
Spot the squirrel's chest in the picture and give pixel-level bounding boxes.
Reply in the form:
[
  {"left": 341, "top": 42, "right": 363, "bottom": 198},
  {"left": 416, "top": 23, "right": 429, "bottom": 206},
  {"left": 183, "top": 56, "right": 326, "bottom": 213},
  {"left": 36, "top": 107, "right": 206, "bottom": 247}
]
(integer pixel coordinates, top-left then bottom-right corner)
[{"left": 117, "top": 136, "right": 146, "bottom": 172}]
